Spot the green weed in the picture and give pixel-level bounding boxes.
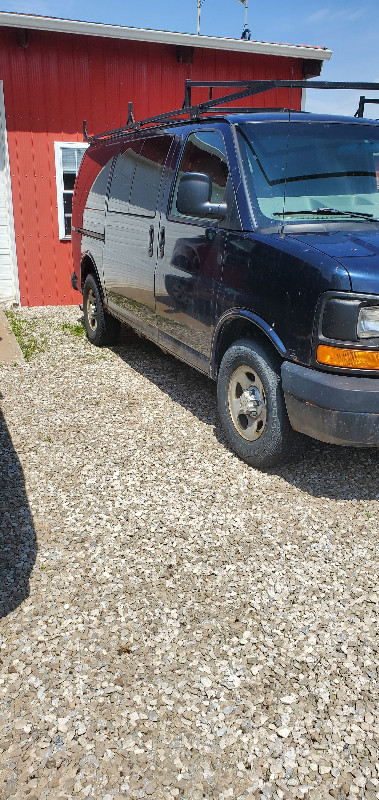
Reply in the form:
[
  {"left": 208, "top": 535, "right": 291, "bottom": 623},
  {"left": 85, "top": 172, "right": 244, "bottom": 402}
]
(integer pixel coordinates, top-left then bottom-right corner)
[
  {"left": 4, "top": 311, "right": 46, "bottom": 361},
  {"left": 62, "top": 321, "right": 85, "bottom": 337}
]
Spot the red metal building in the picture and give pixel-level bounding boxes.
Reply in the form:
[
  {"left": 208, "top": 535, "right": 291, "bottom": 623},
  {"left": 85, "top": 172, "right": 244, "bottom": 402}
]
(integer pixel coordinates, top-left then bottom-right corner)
[{"left": 0, "top": 12, "right": 331, "bottom": 306}]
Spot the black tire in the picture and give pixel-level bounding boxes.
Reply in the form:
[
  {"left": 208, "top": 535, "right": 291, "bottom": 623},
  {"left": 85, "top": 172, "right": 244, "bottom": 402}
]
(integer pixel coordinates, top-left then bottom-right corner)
[
  {"left": 83, "top": 274, "right": 120, "bottom": 346},
  {"left": 217, "top": 338, "right": 301, "bottom": 469}
]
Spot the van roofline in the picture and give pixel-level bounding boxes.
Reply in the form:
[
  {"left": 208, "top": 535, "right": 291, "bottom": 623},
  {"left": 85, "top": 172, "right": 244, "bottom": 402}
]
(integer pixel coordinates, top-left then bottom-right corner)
[
  {"left": 0, "top": 12, "right": 332, "bottom": 62},
  {"left": 84, "top": 113, "right": 379, "bottom": 147}
]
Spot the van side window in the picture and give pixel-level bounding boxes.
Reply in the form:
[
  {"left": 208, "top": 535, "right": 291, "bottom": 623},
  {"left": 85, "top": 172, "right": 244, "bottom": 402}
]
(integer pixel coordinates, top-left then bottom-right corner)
[
  {"left": 171, "top": 130, "right": 229, "bottom": 217},
  {"left": 108, "top": 140, "right": 143, "bottom": 214},
  {"left": 108, "top": 135, "right": 173, "bottom": 217},
  {"left": 129, "top": 135, "right": 173, "bottom": 217}
]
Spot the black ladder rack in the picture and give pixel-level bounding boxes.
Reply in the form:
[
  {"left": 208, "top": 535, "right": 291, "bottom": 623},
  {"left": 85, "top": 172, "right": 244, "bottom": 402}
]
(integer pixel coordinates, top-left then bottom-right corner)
[
  {"left": 83, "top": 79, "right": 379, "bottom": 144},
  {"left": 355, "top": 96, "right": 379, "bottom": 118}
]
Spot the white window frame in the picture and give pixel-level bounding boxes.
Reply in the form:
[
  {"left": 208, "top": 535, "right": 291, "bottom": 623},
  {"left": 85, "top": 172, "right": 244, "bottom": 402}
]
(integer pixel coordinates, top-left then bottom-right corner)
[{"left": 54, "top": 141, "right": 88, "bottom": 240}]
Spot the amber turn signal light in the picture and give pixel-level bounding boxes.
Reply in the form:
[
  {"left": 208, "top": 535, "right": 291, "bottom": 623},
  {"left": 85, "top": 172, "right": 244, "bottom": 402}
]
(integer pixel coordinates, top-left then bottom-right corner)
[{"left": 317, "top": 344, "right": 379, "bottom": 370}]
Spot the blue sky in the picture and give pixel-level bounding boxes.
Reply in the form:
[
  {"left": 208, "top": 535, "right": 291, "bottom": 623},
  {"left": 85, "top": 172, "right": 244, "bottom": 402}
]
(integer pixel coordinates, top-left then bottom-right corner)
[{"left": 1, "top": 0, "right": 378, "bottom": 117}]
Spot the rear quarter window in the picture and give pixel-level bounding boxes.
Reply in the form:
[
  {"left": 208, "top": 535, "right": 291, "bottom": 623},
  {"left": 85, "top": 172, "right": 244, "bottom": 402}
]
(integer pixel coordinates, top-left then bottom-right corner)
[{"left": 108, "top": 135, "right": 174, "bottom": 217}]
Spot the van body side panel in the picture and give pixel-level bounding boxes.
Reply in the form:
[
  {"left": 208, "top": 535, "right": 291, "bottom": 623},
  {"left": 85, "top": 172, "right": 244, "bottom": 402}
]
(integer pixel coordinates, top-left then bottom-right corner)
[
  {"left": 72, "top": 143, "right": 119, "bottom": 287},
  {"left": 104, "top": 212, "right": 158, "bottom": 330},
  {"left": 219, "top": 232, "right": 352, "bottom": 366},
  {"left": 155, "top": 221, "right": 225, "bottom": 363},
  {"left": 102, "top": 134, "right": 175, "bottom": 330}
]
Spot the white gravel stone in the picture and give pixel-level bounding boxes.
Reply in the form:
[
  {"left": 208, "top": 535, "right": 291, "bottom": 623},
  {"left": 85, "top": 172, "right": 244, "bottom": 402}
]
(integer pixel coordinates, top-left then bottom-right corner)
[{"left": 0, "top": 306, "right": 378, "bottom": 800}]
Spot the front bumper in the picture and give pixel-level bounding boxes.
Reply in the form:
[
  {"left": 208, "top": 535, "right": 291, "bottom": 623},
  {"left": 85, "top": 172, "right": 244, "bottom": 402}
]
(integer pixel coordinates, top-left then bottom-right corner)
[{"left": 281, "top": 361, "right": 379, "bottom": 446}]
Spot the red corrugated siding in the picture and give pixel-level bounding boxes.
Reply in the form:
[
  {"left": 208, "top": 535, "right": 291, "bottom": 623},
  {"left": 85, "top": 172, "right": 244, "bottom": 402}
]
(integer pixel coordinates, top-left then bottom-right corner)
[{"left": 0, "top": 27, "right": 304, "bottom": 306}]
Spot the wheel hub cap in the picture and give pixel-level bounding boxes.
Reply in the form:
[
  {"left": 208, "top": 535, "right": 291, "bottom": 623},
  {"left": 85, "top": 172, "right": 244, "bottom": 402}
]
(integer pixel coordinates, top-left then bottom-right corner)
[
  {"left": 239, "top": 385, "right": 264, "bottom": 417},
  {"left": 228, "top": 366, "right": 267, "bottom": 441}
]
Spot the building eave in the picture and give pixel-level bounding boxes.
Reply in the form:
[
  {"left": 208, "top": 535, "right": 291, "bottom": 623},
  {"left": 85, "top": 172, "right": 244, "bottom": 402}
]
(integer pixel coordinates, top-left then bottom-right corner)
[{"left": 0, "top": 12, "right": 332, "bottom": 62}]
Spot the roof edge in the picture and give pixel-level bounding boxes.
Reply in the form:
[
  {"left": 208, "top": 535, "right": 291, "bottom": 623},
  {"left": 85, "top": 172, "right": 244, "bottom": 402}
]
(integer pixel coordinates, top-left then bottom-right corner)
[{"left": 0, "top": 12, "right": 332, "bottom": 61}]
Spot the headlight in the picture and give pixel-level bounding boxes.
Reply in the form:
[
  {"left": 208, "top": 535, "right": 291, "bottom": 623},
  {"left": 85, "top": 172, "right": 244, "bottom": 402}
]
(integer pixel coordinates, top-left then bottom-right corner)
[{"left": 357, "top": 306, "right": 379, "bottom": 339}]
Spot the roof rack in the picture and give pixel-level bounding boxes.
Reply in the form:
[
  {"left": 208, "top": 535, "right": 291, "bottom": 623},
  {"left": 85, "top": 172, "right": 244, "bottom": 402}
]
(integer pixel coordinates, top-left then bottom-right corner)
[
  {"left": 83, "top": 79, "right": 379, "bottom": 144},
  {"left": 355, "top": 96, "right": 379, "bottom": 118}
]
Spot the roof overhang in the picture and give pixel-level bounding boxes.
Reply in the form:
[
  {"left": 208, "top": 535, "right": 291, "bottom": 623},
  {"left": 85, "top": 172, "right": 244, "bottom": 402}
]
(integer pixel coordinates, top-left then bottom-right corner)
[{"left": 0, "top": 12, "right": 332, "bottom": 62}]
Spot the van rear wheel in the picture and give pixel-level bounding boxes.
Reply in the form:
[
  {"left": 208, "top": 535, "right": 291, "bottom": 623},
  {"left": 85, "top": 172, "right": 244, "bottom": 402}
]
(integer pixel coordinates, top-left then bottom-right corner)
[
  {"left": 83, "top": 274, "right": 120, "bottom": 346},
  {"left": 217, "top": 339, "right": 300, "bottom": 469}
]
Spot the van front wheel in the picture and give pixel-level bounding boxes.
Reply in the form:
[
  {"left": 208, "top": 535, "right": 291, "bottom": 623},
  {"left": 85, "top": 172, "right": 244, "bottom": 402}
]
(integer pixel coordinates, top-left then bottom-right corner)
[
  {"left": 83, "top": 274, "right": 120, "bottom": 346},
  {"left": 217, "top": 339, "right": 299, "bottom": 469}
]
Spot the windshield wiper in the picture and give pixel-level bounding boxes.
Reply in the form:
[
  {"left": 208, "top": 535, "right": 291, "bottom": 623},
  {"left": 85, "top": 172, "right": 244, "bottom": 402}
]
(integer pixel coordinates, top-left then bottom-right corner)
[{"left": 274, "top": 207, "right": 377, "bottom": 221}]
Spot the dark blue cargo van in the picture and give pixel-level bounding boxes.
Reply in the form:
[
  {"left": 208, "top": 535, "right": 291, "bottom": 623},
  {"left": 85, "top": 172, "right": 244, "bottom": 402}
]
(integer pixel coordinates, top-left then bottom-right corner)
[{"left": 71, "top": 81, "right": 379, "bottom": 468}]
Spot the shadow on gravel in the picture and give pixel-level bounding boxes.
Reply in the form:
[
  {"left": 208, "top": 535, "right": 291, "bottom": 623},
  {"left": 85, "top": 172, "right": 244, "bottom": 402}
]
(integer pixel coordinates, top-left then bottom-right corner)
[
  {"left": 0, "top": 397, "right": 37, "bottom": 618},
  {"left": 111, "top": 327, "right": 379, "bottom": 502},
  {"left": 275, "top": 441, "right": 379, "bottom": 501},
  {"left": 112, "top": 325, "right": 217, "bottom": 423}
]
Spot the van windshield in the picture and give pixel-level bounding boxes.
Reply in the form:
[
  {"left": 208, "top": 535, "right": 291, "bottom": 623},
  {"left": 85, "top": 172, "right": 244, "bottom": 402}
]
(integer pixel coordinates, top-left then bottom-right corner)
[{"left": 237, "top": 121, "right": 379, "bottom": 226}]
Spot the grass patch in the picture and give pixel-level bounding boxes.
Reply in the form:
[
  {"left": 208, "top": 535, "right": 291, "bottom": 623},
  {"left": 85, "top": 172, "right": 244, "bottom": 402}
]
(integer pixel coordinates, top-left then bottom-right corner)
[
  {"left": 4, "top": 311, "right": 46, "bottom": 361},
  {"left": 62, "top": 321, "right": 86, "bottom": 337}
]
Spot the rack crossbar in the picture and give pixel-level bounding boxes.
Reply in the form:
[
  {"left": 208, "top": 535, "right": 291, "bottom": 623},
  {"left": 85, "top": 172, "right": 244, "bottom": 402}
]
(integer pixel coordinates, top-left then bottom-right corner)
[{"left": 84, "top": 80, "right": 379, "bottom": 144}]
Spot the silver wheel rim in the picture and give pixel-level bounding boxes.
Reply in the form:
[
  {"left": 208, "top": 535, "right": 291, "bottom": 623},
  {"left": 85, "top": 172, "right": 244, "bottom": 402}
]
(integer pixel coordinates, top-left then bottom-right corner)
[
  {"left": 228, "top": 365, "right": 267, "bottom": 441},
  {"left": 86, "top": 288, "right": 98, "bottom": 332}
]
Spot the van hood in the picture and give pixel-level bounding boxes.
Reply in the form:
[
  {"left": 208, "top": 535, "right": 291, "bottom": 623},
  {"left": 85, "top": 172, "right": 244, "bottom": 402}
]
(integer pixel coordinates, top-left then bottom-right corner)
[{"left": 291, "top": 230, "right": 379, "bottom": 295}]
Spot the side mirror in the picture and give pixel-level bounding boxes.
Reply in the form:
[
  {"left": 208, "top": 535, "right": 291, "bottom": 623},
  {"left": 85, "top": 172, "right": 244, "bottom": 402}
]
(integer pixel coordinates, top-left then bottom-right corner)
[{"left": 176, "top": 172, "right": 227, "bottom": 220}]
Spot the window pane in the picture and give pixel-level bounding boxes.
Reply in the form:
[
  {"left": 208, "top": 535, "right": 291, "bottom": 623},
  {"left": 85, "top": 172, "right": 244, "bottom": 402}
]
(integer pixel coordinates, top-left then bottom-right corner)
[
  {"left": 237, "top": 122, "right": 379, "bottom": 223},
  {"left": 108, "top": 140, "right": 144, "bottom": 213},
  {"left": 63, "top": 173, "right": 76, "bottom": 191},
  {"left": 61, "top": 147, "right": 87, "bottom": 171},
  {"left": 129, "top": 136, "right": 173, "bottom": 217},
  {"left": 172, "top": 131, "right": 229, "bottom": 217},
  {"left": 63, "top": 193, "right": 73, "bottom": 215},
  {"left": 64, "top": 215, "right": 71, "bottom": 236}
]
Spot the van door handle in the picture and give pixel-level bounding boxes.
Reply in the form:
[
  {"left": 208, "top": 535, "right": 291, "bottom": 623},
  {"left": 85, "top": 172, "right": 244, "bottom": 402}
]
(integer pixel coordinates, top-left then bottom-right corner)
[
  {"left": 158, "top": 226, "right": 165, "bottom": 259},
  {"left": 148, "top": 225, "right": 154, "bottom": 257}
]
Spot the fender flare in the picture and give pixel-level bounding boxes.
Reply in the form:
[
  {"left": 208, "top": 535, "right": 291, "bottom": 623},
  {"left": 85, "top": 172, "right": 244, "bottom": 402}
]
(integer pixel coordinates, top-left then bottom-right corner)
[
  {"left": 80, "top": 251, "right": 104, "bottom": 296},
  {"left": 211, "top": 308, "right": 287, "bottom": 379}
]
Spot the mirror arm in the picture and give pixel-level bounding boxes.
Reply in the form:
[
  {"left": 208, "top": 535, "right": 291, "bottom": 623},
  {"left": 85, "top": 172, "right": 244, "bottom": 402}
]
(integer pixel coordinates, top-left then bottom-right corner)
[{"left": 202, "top": 202, "right": 228, "bottom": 220}]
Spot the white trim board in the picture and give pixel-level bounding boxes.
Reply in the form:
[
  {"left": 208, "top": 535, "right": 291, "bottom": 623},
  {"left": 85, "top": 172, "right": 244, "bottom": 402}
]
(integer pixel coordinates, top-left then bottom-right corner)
[{"left": 0, "top": 81, "right": 19, "bottom": 304}]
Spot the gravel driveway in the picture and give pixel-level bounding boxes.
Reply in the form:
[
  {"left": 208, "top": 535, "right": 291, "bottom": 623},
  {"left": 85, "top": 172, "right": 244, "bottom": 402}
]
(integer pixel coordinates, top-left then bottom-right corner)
[{"left": 0, "top": 306, "right": 378, "bottom": 800}]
